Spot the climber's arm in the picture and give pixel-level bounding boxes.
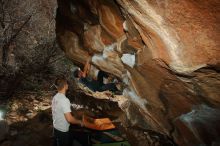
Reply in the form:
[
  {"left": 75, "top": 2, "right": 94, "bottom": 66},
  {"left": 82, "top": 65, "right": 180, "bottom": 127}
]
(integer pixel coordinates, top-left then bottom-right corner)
[{"left": 81, "top": 58, "right": 91, "bottom": 78}]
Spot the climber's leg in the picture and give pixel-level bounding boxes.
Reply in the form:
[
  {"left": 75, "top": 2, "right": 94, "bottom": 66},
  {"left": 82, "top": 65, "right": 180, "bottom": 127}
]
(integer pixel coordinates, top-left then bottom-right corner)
[
  {"left": 99, "top": 83, "right": 118, "bottom": 92},
  {"left": 97, "top": 70, "right": 109, "bottom": 86}
]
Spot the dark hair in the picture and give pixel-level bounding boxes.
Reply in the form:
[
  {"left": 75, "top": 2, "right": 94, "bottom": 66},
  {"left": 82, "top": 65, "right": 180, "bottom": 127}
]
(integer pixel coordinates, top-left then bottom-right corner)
[
  {"left": 55, "top": 78, "right": 67, "bottom": 91},
  {"left": 73, "top": 69, "right": 80, "bottom": 78}
]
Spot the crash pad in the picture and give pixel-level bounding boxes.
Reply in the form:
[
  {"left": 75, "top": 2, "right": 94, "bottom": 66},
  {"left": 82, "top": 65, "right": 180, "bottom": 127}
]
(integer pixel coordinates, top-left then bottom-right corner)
[{"left": 83, "top": 116, "right": 115, "bottom": 131}]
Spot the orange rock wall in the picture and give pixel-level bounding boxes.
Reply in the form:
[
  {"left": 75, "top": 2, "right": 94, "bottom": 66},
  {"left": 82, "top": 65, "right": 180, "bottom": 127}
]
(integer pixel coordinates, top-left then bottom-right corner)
[{"left": 56, "top": 0, "right": 220, "bottom": 145}]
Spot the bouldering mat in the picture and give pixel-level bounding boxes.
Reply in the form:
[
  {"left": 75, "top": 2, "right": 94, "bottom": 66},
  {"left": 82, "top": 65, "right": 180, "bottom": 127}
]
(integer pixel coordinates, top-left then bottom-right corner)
[{"left": 83, "top": 115, "right": 116, "bottom": 131}]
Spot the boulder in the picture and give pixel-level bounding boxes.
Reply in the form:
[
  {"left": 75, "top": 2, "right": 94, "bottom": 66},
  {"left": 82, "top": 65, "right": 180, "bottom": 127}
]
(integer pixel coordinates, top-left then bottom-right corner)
[{"left": 56, "top": 0, "right": 220, "bottom": 145}]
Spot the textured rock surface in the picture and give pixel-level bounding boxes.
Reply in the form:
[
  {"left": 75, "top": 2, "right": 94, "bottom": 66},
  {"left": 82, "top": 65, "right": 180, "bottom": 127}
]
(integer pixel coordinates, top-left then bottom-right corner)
[{"left": 56, "top": 0, "right": 220, "bottom": 145}]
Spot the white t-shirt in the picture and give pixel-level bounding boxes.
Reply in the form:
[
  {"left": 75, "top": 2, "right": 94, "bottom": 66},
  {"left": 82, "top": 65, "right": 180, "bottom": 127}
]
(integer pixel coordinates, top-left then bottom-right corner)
[{"left": 52, "top": 93, "right": 71, "bottom": 132}]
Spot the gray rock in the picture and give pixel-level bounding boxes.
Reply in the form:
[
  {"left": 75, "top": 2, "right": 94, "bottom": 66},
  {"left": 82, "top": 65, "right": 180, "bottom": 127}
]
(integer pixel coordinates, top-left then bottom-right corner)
[{"left": 0, "top": 120, "right": 9, "bottom": 141}]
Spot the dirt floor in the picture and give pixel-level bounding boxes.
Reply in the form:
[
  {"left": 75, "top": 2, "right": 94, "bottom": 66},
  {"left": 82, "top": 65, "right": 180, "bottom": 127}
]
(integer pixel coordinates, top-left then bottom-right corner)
[{"left": 0, "top": 92, "right": 54, "bottom": 146}]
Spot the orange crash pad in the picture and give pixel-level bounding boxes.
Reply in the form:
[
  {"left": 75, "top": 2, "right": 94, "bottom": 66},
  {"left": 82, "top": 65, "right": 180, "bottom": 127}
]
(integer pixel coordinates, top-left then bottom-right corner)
[{"left": 83, "top": 116, "right": 115, "bottom": 131}]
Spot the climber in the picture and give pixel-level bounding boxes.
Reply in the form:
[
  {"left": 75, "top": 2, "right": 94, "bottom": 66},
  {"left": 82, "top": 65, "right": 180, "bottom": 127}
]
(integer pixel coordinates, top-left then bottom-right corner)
[
  {"left": 52, "top": 77, "right": 83, "bottom": 146},
  {"left": 73, "top": 58, "right": 120, "bottom": 93}
]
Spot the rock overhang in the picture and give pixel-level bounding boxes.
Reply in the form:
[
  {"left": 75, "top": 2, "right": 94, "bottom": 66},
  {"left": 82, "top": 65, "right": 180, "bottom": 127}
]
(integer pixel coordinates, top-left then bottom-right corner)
[{"left": 55, "top": 0, "right": 220, "bottom": 145}]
